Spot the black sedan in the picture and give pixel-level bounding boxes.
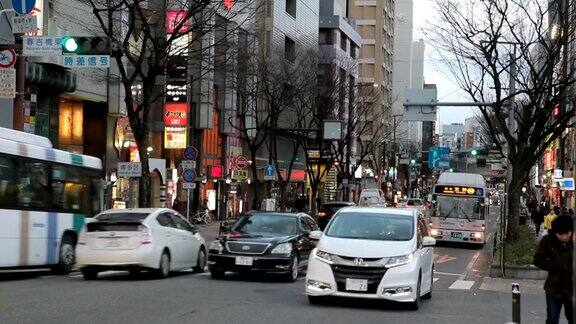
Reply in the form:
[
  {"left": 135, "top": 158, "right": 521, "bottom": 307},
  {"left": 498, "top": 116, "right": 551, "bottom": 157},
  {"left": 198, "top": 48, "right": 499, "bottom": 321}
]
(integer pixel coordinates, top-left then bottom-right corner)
[{"left": 208, "top": 212, "right": 320, "bottom": 282}]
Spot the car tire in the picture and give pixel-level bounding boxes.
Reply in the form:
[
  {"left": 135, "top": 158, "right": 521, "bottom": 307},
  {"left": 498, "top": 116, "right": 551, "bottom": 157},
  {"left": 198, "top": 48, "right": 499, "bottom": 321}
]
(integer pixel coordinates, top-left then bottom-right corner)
[
  {"left": 193, "top": 248, "right": 206, "bottom": 273},
  {"left": 210, "top": 269, "right": 226, "bottom": 279},
  {"left": 81, "top": 268, "right": 98, "bottom": 280},
  {"left": 284, "top": 255, "right": 299, "bottom": 282},
  {"left": 422, "top": 269, "right": 433, "bottom": 300},
  {"left": 409, "top": 274, "right": 422, "bottom": 310},
  {"left": 51, "top": 235, "right": 75, "bottom": 275},
  {"left": 308, "top": 295, "right": 325, "bottom": 305},
  {"left": 155, "top": 251, "right": 171, "bottom": 279}
]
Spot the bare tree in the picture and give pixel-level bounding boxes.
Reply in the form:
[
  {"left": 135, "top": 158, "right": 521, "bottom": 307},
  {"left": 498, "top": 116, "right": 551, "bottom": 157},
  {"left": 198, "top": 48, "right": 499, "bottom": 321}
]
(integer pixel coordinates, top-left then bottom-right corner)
[
  {"left": 427, "top": 0, "right": 576, "bottom": 241},
  {"left": 86, "top": 0, "right": 257, "bottom": 206}
]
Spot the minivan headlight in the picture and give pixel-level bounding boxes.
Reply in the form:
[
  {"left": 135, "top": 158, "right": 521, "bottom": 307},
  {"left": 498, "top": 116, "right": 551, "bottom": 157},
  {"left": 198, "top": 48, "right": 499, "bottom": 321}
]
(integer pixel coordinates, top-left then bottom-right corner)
[
  {"left": 315, "top": 250, "right": 335, "bottom": 264},
  {"left": 385, "top": 253, "right": 413, "bottom": 268},
  {"left": 271, "top": 243, "right": 292, "bottom": 255}
]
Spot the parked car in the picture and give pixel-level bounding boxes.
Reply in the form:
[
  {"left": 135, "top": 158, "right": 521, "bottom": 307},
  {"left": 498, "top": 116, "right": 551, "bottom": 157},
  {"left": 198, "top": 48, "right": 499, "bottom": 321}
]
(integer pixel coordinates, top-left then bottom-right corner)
[
  {"left": 316, "top": 201, "right": 356, "bottom": 230},
  {"left": 305, "top": 207, "right": 435, "bottom": 310},
  {"left": 358, "top": 189, "right": 386, "bottom": 206},
  {"left": 208, "top": 212, "right": 320, "bottom": 282},
  {"left": 76, "top": 208, "right": 207, "bottom": 280}
]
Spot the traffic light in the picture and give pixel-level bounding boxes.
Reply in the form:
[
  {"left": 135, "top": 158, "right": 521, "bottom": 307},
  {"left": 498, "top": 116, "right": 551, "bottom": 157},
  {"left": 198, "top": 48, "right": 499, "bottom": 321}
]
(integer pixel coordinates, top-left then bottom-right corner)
[
  {"left": 471, "top": 149, "right": 478, "bottom": 156},
  {"left": 449, "top": 168, "right": 454, "bottom": 172},
  {"left": 410, "top": 158, "right": 417, "bottom": 165},
  {"left": 61, "top": 36, "right": 110, "bottom": 55}
]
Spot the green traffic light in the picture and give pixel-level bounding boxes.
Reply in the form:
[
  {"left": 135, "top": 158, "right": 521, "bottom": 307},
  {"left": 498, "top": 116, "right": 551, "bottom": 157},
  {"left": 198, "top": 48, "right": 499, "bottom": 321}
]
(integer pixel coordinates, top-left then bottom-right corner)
[
  {"left": 410, "top": 159, "right": 416, "bottom": 165},
  {"left": 471, "top": 149, "right": 478, "bottom": 156},
  {"left": 63, "top": 37, "right": 78, "bottom": 52},
  {"left": 449, "top": 168, "right": 454, "bottom": 172}
]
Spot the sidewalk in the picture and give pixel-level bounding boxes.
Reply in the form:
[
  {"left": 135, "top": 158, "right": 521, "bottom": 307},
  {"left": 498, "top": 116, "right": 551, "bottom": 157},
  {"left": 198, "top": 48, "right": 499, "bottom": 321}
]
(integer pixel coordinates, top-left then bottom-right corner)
[
  {"left": 198, "top": 222, "right": 221, "bottom": 243},
  {"left": 479, "top": 277, "right": 570, "bottom": 324}
]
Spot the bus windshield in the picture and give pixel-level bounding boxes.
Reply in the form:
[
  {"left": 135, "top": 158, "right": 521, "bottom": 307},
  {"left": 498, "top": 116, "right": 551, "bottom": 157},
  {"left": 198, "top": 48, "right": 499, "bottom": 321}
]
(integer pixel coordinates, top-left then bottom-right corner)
[{"left": 434, "top": 196, "right": 484, "bottom": 220}]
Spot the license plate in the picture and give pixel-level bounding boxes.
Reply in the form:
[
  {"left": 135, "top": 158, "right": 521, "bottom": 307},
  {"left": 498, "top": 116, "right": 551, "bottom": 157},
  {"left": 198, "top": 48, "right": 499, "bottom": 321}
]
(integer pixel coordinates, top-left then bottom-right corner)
[
  {"left": 451, "top": 232, "right": 463, "bottom": 239},
  {"left": 345, "top": 278, "right": 368, "bottom": 291},
  {"left": 235, "top": 256, "right": 253, "bottom": 266},
  {"left": 105, "top": 238, "right": 121, "bottom": 247}
]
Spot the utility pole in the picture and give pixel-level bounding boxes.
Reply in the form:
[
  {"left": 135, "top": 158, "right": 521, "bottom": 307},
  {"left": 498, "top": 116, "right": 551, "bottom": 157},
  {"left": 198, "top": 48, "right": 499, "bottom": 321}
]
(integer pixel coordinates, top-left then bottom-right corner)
[{"left": 391, "top": 114, "right": 402, "bottom": 202}]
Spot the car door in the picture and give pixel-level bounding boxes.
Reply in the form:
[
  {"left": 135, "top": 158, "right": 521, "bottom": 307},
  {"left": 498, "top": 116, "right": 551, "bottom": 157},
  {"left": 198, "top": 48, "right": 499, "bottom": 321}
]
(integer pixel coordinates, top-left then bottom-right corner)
[
  {"left": 166, "top": 213, "right": 193, "bottom": 269},
  {"left": 171, "top": 213, "right": 201, "bottom": 268},
  {"left": 418, "top": 216, "right": 433, "bottom": 291},
  {"left": 156, "top": 212, "right": 181, "bottom": 265},
  {"left": 297, "top": 216, "right": 314, "bottom": 266}
]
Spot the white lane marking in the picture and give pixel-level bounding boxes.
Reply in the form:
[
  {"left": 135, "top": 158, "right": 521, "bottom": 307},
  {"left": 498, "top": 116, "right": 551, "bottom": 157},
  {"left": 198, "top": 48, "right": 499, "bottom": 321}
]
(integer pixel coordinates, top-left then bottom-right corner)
[
  {"left": 458, "top": 251, "right": 481, "bottom": 280},
  {"left": 449, "top": 280, "right": 474, "bottom": 290},
  {"left": 434, "top": 271, "right": 461, "bottom": 276},
  {"left": 197, "top": 272, "right": 210, "bottom": 276},
  {"left": 433, "top": 278, "right": 439, "bottom": 282},
  {"left": 436, "top": 254, "right": 457, "bottom": 264}
]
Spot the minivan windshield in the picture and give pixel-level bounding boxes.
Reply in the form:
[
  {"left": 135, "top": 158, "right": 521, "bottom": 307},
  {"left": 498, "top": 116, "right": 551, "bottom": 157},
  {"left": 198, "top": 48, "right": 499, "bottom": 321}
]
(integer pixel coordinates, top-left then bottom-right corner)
[{"left": 325, "top": 212, "right": 414, "bottom": 241}]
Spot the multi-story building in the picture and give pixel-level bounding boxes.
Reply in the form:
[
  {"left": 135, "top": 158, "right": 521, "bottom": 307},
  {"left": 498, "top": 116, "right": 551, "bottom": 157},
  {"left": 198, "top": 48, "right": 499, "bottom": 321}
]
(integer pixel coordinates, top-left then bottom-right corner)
[
  {"left": 348, "top": 0, "right": 395, "bottom": 172},
  {"left": 439, "top": 123, "right": 465, "bottom": 151}
]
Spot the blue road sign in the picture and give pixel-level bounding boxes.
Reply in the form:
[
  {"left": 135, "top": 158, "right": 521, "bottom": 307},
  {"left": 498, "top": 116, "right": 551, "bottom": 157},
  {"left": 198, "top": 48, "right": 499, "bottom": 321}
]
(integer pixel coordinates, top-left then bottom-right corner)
[
  {"left": 264, "top": 164, "right": 276, "bottom": 177},
  {"left": 182, "top": 169, "right": 197, "bottom": 182},
  {"left": 12, "top": 0, "right": 36, "bottom": 14},
  {"left": 429, "top": 147, "right": 450, "bottom": 169},
  {"left": 183, "top": 146, "right": 198, "bottom": 160}
]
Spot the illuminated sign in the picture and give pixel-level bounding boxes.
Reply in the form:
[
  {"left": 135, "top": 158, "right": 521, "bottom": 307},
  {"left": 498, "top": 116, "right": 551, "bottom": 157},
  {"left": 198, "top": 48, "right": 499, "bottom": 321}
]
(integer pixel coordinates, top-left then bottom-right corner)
[
  {"left": 434, "top": 185, "right": 484, "bottom": 197},
  {"left": 166, "top": 81, "right": 187, "bottom": 102},
  {"left": 164, "top": 103, "right": 189, "bottom": 126},
  {"left": 164, "top": 127, "right": 187, "bottom": 149},
  {"left": 210, "top": 165, "right": 224, "bottom": 178},
  {"left": 166, "top": 11, "right": 190, "bottom": 34}
]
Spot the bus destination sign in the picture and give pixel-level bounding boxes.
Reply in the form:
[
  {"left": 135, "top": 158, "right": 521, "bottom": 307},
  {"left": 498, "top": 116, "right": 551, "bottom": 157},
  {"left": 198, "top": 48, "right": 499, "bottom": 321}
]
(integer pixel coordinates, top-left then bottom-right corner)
[{"left": 434, "top": 185, "right": 484, "bottom": 197}]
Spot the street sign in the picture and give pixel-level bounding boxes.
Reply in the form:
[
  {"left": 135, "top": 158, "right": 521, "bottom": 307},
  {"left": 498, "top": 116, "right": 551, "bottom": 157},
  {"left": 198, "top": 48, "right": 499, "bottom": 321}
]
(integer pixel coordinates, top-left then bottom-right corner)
[
  {"left": 62, "top": 55, "right": 110, "bottom": 68},
  {"left": 183, "top": 146, "right": 198, "bottom": 160},
  {"left": 0, "top": 49, "right": 17, "bottom": 68},
  {"left": 428, "top": 146, "right": 450, "bottom": 169},
  {"left": 231, "top": 169, "right": 248, "bottom": 180},
  {"left": 182, "top": 169, "right": 197, "bottom": 182},
  {"left": 264, "top": 164, "right": 276, "bottom": 180},
  {"left": 558, "top": 178, "right": 574, "bottom": 191},
  {"left": 12, "top": 0, "right": 36, "bottom": 14},
  {"left": 11, "top": 15, "right": 37, "bottom": 33},
  {"left": 0, "top": 68, "right": 16, "bottom": 98},
  {"left": 553, "top": 169, "right": 563, "bottom": 179},
  {"left": 117, "top": 162, "right": 142, "bottom": 177},
  {"left": 404, "top": 88, "right": 437, "bottom": 122},
  {"left": 23, "top": 36, "right": 62, "bottom": 56},
  {"left": 234, "top": 155, "right": 249, "bottom": 170},
  {"left": 183, "top": 182, "right": 196, "bottom": 190},
  {"left": 180, "top": 160, "right": 196, "bottom": 170}
]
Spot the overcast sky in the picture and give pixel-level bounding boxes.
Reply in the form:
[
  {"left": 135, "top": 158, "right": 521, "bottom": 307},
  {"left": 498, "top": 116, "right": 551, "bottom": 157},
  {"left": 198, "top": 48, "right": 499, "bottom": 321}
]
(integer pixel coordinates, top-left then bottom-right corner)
[{"left": 413, "top": 0, "right": 477, "bottom": 126}]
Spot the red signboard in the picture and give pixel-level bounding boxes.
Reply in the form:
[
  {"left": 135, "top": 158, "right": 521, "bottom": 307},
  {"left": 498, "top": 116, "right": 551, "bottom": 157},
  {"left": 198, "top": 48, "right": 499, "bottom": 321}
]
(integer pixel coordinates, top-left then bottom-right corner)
[
  {"left": 164, "top": 103, "right": 189, "bottom": 126},
  {"left": 210, "top": 165, "right": 223, "bottom": 178},
  {"left": 166, "top": 11, "right": 190, "bottom": 34},
  {"left": 290, "top": 169, "right": 306, "bottom": 182}
]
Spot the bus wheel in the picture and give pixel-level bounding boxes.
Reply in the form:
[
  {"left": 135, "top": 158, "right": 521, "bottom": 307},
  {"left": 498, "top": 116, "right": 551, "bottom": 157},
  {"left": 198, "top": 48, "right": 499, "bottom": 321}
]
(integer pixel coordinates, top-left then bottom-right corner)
[{"left": 52, "top": 235, "right": 75, "bottom": 275}]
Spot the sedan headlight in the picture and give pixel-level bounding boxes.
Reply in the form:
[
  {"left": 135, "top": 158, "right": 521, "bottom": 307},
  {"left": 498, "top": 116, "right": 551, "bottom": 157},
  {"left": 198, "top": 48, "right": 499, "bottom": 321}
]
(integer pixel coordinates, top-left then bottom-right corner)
[
  {"left": 209, "top": 241, "right": 224, "bottom": 253},
  {"left": 385, "top": 253, "right": 413, "bottom": 268},
  {"left": 271, "top": 243, "right": 292, "bottom": 255},
  {"left": 315, "top": 249, "right": 335, "bottom": 264}
]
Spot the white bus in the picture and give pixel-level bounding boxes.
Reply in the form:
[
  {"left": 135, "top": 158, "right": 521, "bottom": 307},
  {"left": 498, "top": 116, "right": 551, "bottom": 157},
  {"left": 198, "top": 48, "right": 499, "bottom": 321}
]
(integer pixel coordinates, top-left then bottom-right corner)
[
  {"left": 429, "top": 172, "right": 487, "bottom": 245},
  {"left": 0, "top": 128, "right": 103, "bottom": 273}
]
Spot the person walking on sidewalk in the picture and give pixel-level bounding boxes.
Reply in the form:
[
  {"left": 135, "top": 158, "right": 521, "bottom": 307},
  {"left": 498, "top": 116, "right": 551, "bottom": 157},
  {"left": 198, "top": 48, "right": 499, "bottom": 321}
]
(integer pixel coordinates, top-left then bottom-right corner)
[
  {"left": 533, "top": 215, "right": 574, "bottom": 324},
  {"left": 543, "top": 207, "right": 558, "bottom": 233},
  {"left": 531, "top": 204, "right": 544, "bottom": 237}
]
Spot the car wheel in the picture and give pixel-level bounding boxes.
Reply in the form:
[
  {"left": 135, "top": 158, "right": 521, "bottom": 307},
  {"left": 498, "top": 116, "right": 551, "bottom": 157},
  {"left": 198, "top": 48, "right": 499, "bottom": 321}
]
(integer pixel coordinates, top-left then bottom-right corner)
[
  {"left": 193, "top": 248, "right": 206, "bottom": 273},
  {"left": 210, "top": 269, "right": 226, "bottom": 279},
  {"left": 409, "top": 274, "right": 422, "bottom": 310},
  {"left": 51, "top": 235, "right": 75, "bottom": 275},
  {"left": 155, "top": 251, "right": 171, "bottom": 279},
  {"left": 285, "top": 255, "right": 299, "bottom": 282},
  {"left": 308, "top": 295, "right": 325, "bottom": 305},
  {"left": 81, "top": 267, "right": 98, "bottom": 280},
  {"left": 422, "top": 269, "right": 433, "bottom": 300}
]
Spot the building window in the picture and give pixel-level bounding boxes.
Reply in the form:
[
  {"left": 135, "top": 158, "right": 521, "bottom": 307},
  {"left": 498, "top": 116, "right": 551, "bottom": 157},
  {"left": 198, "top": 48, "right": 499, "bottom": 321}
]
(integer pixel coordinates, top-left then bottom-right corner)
[
  {"left": 285, "top": 36, "right": 296, "bottom": 63},
  {"left": 350, "top": 45, "right": 357, "bottom": 59},
  {"left": 319, "top": 30, "right": 333, "bottom": 45},
  {"left": 340, "top": 33, "right": 347, "bottom": 52},
  {"left": 286, "top": 0, "right": 296, "bottom": 18}
]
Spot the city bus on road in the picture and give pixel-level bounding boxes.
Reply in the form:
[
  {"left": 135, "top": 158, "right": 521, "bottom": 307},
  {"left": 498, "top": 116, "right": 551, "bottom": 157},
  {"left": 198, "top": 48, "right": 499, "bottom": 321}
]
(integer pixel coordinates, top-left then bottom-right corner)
[
  {"left": 429, "top": 172, "right": 487, "bottom": 245},
  {"left": 0, "top": 128, "right": 103, "bottom": 273}
]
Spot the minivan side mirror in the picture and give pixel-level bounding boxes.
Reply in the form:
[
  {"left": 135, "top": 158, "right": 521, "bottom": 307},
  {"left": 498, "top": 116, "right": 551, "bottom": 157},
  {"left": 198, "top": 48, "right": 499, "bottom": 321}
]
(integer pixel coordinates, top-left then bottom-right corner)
[
  {"left": 309, "top": 230, "right": 323, "bottom": 241},
  {"left": 422, "top": 236, "right": 436, "bottom": 247}
]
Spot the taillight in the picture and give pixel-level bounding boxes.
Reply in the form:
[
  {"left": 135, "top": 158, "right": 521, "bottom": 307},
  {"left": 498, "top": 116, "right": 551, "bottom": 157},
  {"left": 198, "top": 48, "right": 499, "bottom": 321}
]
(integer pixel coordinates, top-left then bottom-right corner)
[
  {"left": 481, "top": 224, "right": 486, "bottom": 231},
  {"left": 138, "top": 225, "right": 152, "bottom": 244},
  {"left": 77, "top": 232, "right": 86, "bottom": 245}
]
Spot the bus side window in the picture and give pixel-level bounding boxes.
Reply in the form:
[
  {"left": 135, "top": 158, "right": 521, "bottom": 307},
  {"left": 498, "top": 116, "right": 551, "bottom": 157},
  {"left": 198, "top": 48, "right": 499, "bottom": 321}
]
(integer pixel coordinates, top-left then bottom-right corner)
[{"left": 0, "top": 157, "right": 17, "bottom": 206}]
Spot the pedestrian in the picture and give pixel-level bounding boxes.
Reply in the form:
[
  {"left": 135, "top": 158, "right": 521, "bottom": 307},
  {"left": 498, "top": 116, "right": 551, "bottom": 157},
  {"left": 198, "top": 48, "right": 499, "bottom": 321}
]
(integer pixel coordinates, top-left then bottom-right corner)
[
  {"left": 544, "top": 207, "right": 558, "bottom": 232},
  {"left": 533, "top": 215, "right": 574, "bottom": 324},
  {"left": 531, "top": 204, "right": 544, "bottom": 237}
]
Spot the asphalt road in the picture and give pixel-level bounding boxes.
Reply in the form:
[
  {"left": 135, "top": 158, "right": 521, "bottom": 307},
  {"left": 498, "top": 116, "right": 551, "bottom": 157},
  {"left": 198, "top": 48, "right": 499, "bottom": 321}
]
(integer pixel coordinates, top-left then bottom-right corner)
[{"left": 0, "top": 205, "right": 532, "bottom": 324}]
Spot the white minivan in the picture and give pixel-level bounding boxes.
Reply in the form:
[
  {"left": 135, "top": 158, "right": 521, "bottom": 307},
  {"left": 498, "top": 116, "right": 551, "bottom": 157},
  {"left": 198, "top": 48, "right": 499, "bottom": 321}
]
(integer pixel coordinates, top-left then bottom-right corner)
[
  {"left": 305, "top": 207, "right": 435, "bottom": 310},
  {"left": 358, "top": 189, "right": 386, "bottom": 206}
]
